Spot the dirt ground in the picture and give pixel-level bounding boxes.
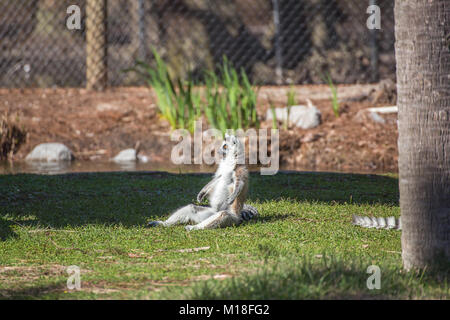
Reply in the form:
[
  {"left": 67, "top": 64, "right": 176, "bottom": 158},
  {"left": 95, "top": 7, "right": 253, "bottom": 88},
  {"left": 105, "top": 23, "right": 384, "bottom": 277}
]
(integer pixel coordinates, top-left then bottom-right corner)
[{"left": 0, "top": 83, "right": 398, "bottom": 173}]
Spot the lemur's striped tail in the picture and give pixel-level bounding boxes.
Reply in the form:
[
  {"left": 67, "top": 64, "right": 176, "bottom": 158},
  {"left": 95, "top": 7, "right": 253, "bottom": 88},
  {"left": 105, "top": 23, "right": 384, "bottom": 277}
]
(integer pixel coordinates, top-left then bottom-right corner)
[{"left": 352, "top": 215, "right": 402, "bottom": 230}]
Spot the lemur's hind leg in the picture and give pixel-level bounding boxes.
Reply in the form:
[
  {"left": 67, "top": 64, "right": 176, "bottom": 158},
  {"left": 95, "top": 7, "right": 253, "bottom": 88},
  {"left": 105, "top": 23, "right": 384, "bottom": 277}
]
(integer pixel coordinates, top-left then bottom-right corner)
[
  {"left": 148, "top": 204, "right": 216, "bottom": 227},
  {"left": 185, "top": 210, "right": 242, "bottom": 231},
  {"left": 241, "top": 204, "right": 259, "bottom": 221}
]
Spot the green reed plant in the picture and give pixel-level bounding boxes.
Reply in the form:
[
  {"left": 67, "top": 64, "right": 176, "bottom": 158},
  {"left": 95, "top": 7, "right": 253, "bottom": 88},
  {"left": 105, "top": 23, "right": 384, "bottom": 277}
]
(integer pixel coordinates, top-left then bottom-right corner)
[
  {"left": 128, "top": 52, "right": 259, "bottom": 134},
  {"left": 267, "top": 97, "right": 278, "bottom": 130},
  {"left": 203, "top": 57, "right": 259, "bottom": 135},
  {"left": 270, "top": 104, "right": 278, "bottom": 130},
  {"left": 285, "top": 86, "right": 296, "bottom": 129},
  {"left": 324, "top": 72, "right": 340, "bottom": 118},
  {"left": 128, "top": 50, "right": 202, "bottom": 133}
]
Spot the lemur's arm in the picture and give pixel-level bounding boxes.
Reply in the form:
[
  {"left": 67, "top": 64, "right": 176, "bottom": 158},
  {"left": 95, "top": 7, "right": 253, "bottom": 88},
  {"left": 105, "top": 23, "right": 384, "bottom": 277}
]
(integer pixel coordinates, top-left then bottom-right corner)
[
  {"left": 197, "top": 175, "right": 221, "bottom": 203},
  {"left": 227, "top": 180, "right": 244, "bottom": 205}
]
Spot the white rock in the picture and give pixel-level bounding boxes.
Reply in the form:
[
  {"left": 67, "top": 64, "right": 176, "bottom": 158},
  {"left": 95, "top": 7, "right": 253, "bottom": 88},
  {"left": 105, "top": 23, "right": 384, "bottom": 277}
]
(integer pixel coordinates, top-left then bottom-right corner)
[
  {"left": 266, "top": 99, "right": 321, "bottom": 129},
  {"left": 112, "top": 149, "right": 137, "bottom": 162},
  {"left": 368, "top": 111, "right": 386, "bottom": 124},
  {"left": 137, "top": 155, "right": 149, "bottom": 163},
  {"left": 354, "top": 109, "right": 387, "bottom": 124},
  {"left": 96, "top": 103, "right": 120, "bottom": 112},
  {"left": 25, "top": 143, "right": 74, "bottom": 162}
]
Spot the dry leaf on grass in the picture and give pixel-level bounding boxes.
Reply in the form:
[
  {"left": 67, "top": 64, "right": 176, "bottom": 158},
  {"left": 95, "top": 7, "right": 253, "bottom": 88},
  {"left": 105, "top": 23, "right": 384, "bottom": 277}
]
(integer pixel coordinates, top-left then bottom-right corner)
[
  {"left": 192, "top": 274, "right": 232, "bottom": 281},
  {"left": 213, "top": 274, "right": 231, "bottom": 280},
  {"left": 128, "top": 251, "right": 150, "bottom": 259},
  {"left": 98, "top": 256, "right": 114, "bottom": 260},
  {"left": 176, "top": 246, "right": 210, "bottom": 253}
]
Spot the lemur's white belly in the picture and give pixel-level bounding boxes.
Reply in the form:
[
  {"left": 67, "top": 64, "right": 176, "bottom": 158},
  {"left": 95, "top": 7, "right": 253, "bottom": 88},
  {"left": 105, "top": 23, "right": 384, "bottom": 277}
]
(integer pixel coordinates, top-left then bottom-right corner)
[
  {"left": 210, "top": 158, "right": 235, "bottom": 211},
  {"left": 209, "top": 174, "right": 232, "bottom": 211},
  {"left": 210, "top": 179, "right": 230, "bottom": 211}
]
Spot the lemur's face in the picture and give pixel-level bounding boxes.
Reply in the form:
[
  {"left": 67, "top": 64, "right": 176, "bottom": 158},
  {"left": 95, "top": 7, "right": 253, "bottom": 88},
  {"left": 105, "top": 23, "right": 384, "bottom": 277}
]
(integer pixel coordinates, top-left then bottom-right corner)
[{"left": 219, "top": 134, "right": 242, "bottom": 158}]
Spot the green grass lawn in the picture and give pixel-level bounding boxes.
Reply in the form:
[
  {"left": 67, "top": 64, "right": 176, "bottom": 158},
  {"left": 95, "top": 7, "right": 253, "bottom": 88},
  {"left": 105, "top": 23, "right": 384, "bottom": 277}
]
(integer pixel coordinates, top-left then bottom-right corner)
[{"left": 0, "top": 171, "right": 448, "bottom": 299}]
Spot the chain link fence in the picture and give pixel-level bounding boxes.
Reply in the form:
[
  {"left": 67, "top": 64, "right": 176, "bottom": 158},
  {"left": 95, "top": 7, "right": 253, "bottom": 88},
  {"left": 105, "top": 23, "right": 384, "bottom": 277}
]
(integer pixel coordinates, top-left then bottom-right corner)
[{"left": 0, "top": 0, "right": 395, "bottom": 88}]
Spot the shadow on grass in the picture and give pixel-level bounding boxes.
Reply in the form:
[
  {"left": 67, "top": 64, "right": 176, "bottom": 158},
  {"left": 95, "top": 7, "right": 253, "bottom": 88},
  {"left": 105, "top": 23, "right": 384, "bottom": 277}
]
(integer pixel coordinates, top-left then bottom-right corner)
[
  {"left": 257, "top": 214, "right": 292, "bottom": 224},
  {"left": 169, "top": 257, "right": 448, "bottom": 300},
  {"left": 0, "top": 217, "right": 18, "bottom": 241},
  {"left": 0, "top": 282, "right": 65, "bottom": 300},
  {"left": 248, "top": 171, "right": 399, "bottom": 206},
  {"left": 0, "top": 171, "right": 399, "bottom": 240}
]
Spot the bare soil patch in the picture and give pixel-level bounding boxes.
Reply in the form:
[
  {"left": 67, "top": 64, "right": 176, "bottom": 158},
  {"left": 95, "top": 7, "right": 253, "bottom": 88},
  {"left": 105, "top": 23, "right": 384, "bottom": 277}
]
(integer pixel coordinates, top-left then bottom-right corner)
[{"left": 0, "top": 84, "right": 398, "bottom": 173}]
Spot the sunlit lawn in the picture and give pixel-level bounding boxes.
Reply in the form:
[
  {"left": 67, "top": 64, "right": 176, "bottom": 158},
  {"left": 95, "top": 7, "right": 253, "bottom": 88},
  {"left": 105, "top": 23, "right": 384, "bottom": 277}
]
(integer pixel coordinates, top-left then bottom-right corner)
[{"left": 0, "top": 171, "right": 447, "bottom": 299}]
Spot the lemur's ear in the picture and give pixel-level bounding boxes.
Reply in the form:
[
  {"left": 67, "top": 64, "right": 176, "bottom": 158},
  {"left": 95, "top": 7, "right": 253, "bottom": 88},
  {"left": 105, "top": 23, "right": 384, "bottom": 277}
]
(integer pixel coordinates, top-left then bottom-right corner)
[
  {"left": 225, "top": 133, "right": 230, "bottom": 139},
  {"left": 230, "top": 135, "right": 238, "bottom": 144}
]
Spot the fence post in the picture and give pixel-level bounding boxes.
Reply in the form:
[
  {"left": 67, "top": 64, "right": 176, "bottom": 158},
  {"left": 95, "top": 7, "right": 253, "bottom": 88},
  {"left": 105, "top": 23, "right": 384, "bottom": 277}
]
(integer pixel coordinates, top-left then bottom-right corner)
[
  {"left": 138, "top": 0, "right": 147, "bottom": 61},
  {"left": 86, "top": 0, "right": 107, "bottom": 90},
  {"left": 369, "top": 0, "right": 379, "bottom": 83},
  {"left": 272, "top": 0, "right": 283, "bottom": 85}
]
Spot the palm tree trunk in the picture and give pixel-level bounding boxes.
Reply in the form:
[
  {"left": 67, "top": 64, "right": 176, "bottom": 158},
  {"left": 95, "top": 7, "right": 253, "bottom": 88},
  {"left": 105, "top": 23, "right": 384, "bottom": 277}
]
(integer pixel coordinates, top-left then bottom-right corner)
[{"left": 395, "top": 0, "right": 450, "bottom": 270}]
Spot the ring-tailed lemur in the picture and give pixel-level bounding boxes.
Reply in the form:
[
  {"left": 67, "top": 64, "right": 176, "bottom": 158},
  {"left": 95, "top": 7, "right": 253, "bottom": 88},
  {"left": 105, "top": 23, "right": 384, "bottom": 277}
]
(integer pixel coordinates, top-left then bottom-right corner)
[
  {"left": 148, "top": 133, "right": 258, "bottom": 231},
  {"left": 352, "top": 215, "right": 401, "bottom": 230}
]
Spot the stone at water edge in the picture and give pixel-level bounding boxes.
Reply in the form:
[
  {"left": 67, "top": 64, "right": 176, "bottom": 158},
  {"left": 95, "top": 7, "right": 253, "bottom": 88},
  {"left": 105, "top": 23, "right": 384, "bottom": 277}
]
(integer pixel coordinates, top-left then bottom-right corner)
[
  {"left": 137, "top": 154, "right": 149, "bottom": 163},
  {"left": 266, "top": 99, "right": 322, "bottom": 129},
  {"left": 112, "top": 141, "right": 145, "bottom": 163},
  {"left": 112, "top": 149, "right": 138, "bottom": 162},
  {"left": 112, "top": 151, "right": 149, "bottom": 163},
  {"left": 25, "top": 143, "right": 74, "bottom": 162}
]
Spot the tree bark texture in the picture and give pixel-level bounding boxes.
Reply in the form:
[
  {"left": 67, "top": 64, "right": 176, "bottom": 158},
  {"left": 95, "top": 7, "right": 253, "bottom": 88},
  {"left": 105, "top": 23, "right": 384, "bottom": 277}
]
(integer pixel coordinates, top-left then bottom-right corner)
[{"left": 395, "top": 0, "right": 450, "bottom": 270}]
